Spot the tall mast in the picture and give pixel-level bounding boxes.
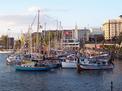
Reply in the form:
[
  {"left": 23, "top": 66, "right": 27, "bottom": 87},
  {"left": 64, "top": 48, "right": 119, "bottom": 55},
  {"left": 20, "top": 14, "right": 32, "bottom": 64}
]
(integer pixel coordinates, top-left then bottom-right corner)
[
  {"left": 48, "top": 30, "right": 51, "bottom": 57},
  {"left": 44, "top": 22, "right": 47, "bottom": 44},
  {"left": 36, "top": 10, "right": 40, "bottom": 52},
  {"left": 56, "top": 20, "right": 58, "bottom": 49},
  {"left": 30, "top": 14, "right": 37, "bottom": 53},
  {"left": 59, "top": 21, "right": 63, "bottom": 49},
  {"left": 29, "top": 27, "right": 32, "bottom": 54}
]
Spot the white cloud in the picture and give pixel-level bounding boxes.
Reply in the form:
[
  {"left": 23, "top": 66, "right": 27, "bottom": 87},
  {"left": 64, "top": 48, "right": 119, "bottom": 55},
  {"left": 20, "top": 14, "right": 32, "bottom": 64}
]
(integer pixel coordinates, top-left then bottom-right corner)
[
  {"left": 0, "top": 13, "right": 60, "bottom": 39},
  {"left": 28, "top": 6, "right": 41, "bottom": 12},
  {"left": 27, "top": 6, "right": 49, "bottom": 14},
  {"left": 0, "top": 21, "right": 15, "bottom": 27},
  {"left": 0, "top": 6, "right": 67, "bottom": 38},
  {"left": 27, "top": 6, "right": 69, "bottom": 13}
]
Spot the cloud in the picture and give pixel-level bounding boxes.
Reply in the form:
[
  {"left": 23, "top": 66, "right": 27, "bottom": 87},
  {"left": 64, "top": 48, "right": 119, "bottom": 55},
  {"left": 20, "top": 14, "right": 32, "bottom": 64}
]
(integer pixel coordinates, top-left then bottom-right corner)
[
  {"left": 0, "top": 6, "right": 66, "bottom": 38},
  {"left": 0, "top": 13, "right": 60, "bottom": 32},
  {"left": 28, "top": 6, "right": 41, "bottom": 12},
  {"left": 0, "top": 5, "right": 68, "bottom": 39},
  {"left": 0, "top": 14, "right": 32, "bottom": 26},
  {"left": 27, "top": 6, "right": 69, "bottom": 13}
]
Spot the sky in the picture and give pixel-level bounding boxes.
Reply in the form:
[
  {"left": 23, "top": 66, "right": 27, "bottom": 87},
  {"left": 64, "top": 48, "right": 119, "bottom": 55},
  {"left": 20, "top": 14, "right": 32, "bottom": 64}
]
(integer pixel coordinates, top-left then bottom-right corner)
[{"left": 0, "top": 0, "right": 122, "bottom": 38}]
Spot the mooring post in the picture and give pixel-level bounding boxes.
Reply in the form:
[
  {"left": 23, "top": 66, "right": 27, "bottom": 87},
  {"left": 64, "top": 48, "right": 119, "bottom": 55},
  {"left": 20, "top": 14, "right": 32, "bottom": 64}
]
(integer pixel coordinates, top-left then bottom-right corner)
[{"left": 111, "top": 81, "right": 113, "bottom": 91}]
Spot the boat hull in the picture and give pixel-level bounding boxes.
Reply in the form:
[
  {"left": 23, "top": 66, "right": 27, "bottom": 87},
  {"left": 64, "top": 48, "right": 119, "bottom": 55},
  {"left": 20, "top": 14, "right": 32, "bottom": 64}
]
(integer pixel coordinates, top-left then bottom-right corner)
[
  {"left": 6, "top": 58, "right": 15, "bottom": 65},
  {"left": 78, "top": 64, "right": 114, "bottom": 70},
  {"left": 61, "top": 62, "right": 77, "bottom": 68},
  {"left": 15, "top": 65, "right": 49, "bottom": 71},
  {"left": 0, "top": 50, "right": 13, "bottom": 54},
  {"left": 47, "top": 64, "right": 61, "bottom": 69}
]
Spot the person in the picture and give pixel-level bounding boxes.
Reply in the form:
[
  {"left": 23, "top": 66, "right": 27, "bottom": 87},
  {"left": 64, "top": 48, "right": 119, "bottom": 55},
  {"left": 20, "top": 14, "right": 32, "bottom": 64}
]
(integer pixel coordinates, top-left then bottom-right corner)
[{"left": 109, "top": 50, "right": 114, "bottom": 65}]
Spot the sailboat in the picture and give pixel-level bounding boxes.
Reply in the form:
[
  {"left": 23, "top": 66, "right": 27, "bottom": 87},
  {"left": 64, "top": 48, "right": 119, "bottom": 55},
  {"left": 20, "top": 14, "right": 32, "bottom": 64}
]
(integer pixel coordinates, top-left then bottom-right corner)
[
  {"left": 15, "top": 10, "right": 50, "bottom": 71},
  {"left": 44, "top": 24, "right": 61, "bottom": 69}
]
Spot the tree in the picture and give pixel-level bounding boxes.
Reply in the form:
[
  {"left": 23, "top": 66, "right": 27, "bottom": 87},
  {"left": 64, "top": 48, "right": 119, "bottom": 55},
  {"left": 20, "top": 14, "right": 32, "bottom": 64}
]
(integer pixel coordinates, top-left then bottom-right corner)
[
  {"left": 1, "top": 35, "right": 8, "bottom": 49},
  {"left": 117, "top": 32, "right": 122, "bottom": 46},
  {"left": 14, "top": 40, "right": 21, "bottom": 49}
]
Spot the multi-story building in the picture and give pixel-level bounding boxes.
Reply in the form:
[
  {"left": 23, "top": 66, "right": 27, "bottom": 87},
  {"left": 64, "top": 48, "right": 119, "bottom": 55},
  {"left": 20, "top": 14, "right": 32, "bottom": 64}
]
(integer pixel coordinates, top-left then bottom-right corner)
[
  {"left": 62, "top": 28, "right": 90, "bottom": 49},
  {"left": 102, "top": 16, "right": 122, "bottom": 40},
  {"left": 77, "top": 28, "right": 90, "bottom": 42}
]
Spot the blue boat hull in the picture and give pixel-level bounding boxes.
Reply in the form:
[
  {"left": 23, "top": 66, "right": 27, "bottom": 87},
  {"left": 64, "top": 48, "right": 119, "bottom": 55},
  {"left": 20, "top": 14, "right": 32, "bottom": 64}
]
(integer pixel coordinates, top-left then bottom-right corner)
[{"left": 15, "top": 65, "right": 50, "bottom": 71}]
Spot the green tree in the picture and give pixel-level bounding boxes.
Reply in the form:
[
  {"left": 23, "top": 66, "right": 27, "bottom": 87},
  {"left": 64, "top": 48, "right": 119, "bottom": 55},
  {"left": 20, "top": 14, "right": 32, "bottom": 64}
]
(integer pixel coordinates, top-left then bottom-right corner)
[
  {"left": 14, "top": 40, "right": 21, "bottom": 49},
  {"left": 117, "top": 32, "right": 122, "bottom": 46},
  {"left": 1, "top": 35, "right": 8, "bottom": 49}
]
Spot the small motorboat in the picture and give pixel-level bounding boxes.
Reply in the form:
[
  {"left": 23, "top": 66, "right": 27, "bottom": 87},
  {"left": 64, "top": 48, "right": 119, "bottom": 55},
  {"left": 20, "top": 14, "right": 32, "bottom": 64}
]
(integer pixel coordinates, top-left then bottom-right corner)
[
  {"left": 6, "top": 54, "right": 22, "bottom": 65},
  {"left": 61, "top": 54, "right": 78, "bottom": 68},
  {"left": 77, "top": 54, "right": 114, "bottom": 71}
]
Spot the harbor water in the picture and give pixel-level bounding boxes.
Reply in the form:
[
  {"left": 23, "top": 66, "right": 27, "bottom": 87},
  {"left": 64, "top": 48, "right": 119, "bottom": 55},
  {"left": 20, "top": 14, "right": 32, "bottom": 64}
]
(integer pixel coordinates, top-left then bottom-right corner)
[{"left": 0, "top": 54, "right": 122, "bottom": 91}]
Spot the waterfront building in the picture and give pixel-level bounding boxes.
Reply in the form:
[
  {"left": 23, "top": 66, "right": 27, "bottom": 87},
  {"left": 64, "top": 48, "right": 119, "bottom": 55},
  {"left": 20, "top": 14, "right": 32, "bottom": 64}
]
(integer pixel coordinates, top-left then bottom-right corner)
[
  {"left": 102, "top": 16, "right": 122, "bottom": 40},
  {"left": 90, "top": 28, "right": 103, "bottom": 35},
  {"left": 7, "top": 37, "right": 14, "bottom": 49},
  {"left": 77, "top": 28, "right": 90, "bottom": 42},
  {"left": 0, "top": 36, "right": 14, "bottom": 49},
  {"left": 62, "top": 39, "right": 80, "bottom": 50},
  {"left": 41, "top": 28, "right": 90, "bottom": 50},
  {"left": 89, "top": 28, "right": 104, "bottom": 43},
  {"left": 18, "top": 28, "right": 90, "bottom": 51},
  {"left": 63, "top": 30, "right": 73, "bottom": 39},
  {"left": 62, "top": 27, "right": 90, "bottom": 50}
]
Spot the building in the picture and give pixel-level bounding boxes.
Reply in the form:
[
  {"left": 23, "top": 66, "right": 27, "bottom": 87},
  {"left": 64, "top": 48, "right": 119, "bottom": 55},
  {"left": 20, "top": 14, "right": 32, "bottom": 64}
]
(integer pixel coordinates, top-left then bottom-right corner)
[
  {"left": 63, "top": 30, "right": 73, "bottom": 39},
  {"left": 8, "top": 37, "right": 14, "bottom": 49},
  {"left": 89, "top": 28, "right": 104, "bottom": 43},
  {"left": 62, "top": 28, "right": 90, "bottom": 49},
  {"left": 0, "top": 36, "right": 14, "bottom": 49},
  {"left": 77, "top": 28, "right": 90, "bottom": 42},
  {"left": 90, "top": 28, "right": 103, "bottom": 35},
  {"left": 62, "top": 39, "right": 80, "bottom": 50},
  {"left": 19, "top": 28, "right": 90, "bottom": 50},
  {"left": 102, "top": 16, "right": 122, "bottom": 40}
]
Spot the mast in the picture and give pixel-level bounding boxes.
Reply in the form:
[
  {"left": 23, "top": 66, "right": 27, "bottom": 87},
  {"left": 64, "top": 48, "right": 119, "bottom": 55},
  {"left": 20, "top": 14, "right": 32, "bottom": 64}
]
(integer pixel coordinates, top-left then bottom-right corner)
[
  {"left": 30, "top": 14, "right": 37, "bottom": 53},
  {"left": 59, "top": 21, "right": 63, "bottom": 50},
  {"left": 36, "top": 10, "right": 40, "bottom": 53},
  {"left": 44, "top": 22, "right": 47, "bottom": 44},
  {"left": 29, "top": 27, "right": 32, "bottom": 54},
  {"left": 55, "top": 20, "right": 58, "bottom": 49},
  {"left": 48, "top": 30, "right": 51, "bottom": 57}
]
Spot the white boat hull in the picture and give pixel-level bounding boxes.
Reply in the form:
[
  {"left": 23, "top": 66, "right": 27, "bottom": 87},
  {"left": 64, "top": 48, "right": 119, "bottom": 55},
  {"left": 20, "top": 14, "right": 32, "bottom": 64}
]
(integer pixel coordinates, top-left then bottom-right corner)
[
  {"left": 0, "top": 51, "right": 13, "bottom": 54},
  {"left": 61, "top": 62, "right": 77, "bottom": 68},
  {"left": 79, "top": 64, "right": 114, "bottom": 70}
]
